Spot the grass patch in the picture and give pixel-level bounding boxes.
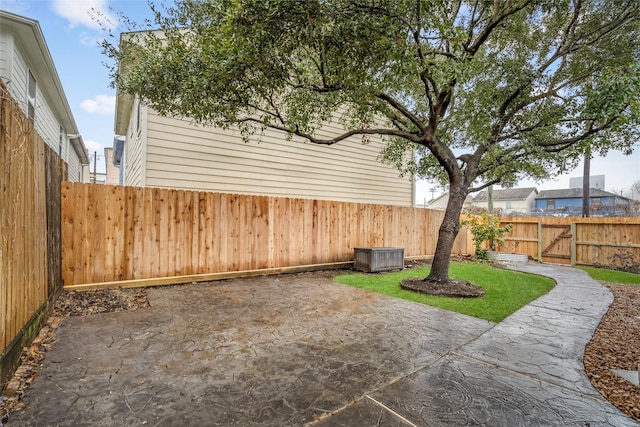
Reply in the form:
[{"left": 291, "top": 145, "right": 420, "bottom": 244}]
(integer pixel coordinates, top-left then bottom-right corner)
[
  {"left": 577, "top": 266, "right": 640, "bottom": 285},
  {"left": 335, "top": 262, "right": 554, "bottom": 323}
]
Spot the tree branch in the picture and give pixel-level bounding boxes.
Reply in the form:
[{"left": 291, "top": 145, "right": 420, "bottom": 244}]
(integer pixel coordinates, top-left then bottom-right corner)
[
  {"left": 234, "top": 117, "right": 422, "bottom": 145},
  {"left": 466, "top": 1, "right": 533, "bottom": 55},
  {"left": 376, "top": 92, "right": 429, "bottom": 137}
]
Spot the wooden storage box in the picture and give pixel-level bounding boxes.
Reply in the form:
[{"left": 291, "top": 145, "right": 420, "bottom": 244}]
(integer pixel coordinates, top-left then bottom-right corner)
[{"left": 354, "top": 247, "right": 404, "bottom": 272}]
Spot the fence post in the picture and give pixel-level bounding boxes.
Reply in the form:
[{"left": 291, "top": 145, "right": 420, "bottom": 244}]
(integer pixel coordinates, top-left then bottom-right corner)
[
  {"left": 570, "top": 222, "right": 576, "bottom": 266},
  {"left": 537, "top": 221, "right": 542, "bottom": 262}
]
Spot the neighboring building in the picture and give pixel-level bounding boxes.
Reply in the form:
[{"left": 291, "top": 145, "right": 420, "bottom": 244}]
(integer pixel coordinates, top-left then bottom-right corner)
[
  {"left": 536, "top": 188, "right": 631, "bottom": 216},
  {"left": 0, "top": 10, "right": 89, "bottom": 181},
  {"left": 424, "top": 192, "right": 474, "bottom": 210},
  {"left": 469, "top": 187, "right": 538, "bottom": 216},
  {"left": 113, "top": 32, "right": 414, "bottom": 206},
  {"left": 427, "top": 187, "right": 537, "bottom": 216},
  {"left": 104, "top": 147, "right": 120, "bottom": 185},
  {"left": 114, "top": 95, "right": 414, "bottom": 206},
  {"left": 91, "top": 172, "right": 107, "bottom": 185}
]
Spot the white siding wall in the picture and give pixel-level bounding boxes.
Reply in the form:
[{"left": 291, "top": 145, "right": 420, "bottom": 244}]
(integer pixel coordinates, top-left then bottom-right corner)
[
  {"left": 5, "top": 37, "right": 62, "bottom": 154},
  {"left": 67, "top": 147, "right": 82, "bottom": 182},
  {"left": 0, "top": 29, "right": 12, "bottom": 85},
  {"left": 9, "top": 39, "right": 28, "bottom": 108},
  {"left": 471, "top": 198, "right": 532, "bottom": 213},
  {"left": 144, "top": 110, "right": 413, "bottom": 206},
  {"left": 33, "top": 84, "right": 62, "bottom": 153},
  {"left": 123, "top": 99, "right": 146, "bottom": 186}
]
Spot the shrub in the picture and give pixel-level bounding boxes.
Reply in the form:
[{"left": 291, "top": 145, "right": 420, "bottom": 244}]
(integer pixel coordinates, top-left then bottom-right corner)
[{"left": 462, "top": 212, "right": 513, "bottom": 259}]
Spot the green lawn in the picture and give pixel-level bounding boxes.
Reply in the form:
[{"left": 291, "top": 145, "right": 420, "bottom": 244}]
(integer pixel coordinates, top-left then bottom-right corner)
[
  {"left": 578, "top": 266, "right": 640, "bottom": 285},
  {"left": 335, "top": 262, "right": 555, "bottom": 322}
]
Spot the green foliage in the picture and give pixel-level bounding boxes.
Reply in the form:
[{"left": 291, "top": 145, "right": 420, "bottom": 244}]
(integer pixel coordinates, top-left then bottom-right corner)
[
  {"left": 335, "top": 262, "right": 554, "bottom": 322},
  {"left": 104, "top": 1, "right": 640, "bottom": 185},
  {"left": 578, "top": 266, "right": 640, "bottom": 285},
  {"left": 462, "top": 212, "right": 513, "bottom": 259},
  {"left": 102, "top": 0, "right": 640, "bottom": 280}
]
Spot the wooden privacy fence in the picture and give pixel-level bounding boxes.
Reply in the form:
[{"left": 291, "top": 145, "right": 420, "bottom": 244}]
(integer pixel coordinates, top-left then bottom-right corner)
[
  {"left": 1, "top": 81, "right": 65, "bottom": 380},
  {"left": 61, "top": 183, "right": 471, "bottom": 287},
  {"left": 496, "top": 217, "right": 640, "bottom": 267}
]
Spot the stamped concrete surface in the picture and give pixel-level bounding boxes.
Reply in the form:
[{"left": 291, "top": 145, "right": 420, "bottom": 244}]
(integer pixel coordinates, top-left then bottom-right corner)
[
  {"left": 7, "top": 271, "right": 492, "bottom": 426},
  {"left": 317, "top": 263, "right": 638, "bottom": 427},
  {"left": 7, "top": 265, "right": 638, "bottom": 426}
]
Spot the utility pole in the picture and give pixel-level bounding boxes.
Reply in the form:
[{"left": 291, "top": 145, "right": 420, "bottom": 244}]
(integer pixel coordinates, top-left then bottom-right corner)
[
  {"left": 582, "top": 153, "right": 590, "bottom": 217},
  {"left": 488, "top": 185, "right": 495, "bottom": 250},
  {"left": 93, "top": 151, "right": 97, "bottom": 184}
]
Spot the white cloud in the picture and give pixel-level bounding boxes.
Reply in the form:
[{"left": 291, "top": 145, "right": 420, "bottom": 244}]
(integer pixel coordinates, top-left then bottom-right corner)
[
  {"left": 80, "top": 94, "right": 116, "bottom": 115},
  {"left": 79, "top": 32, "right": 102, "bottom": 47},
  {"left": 84, "top": 139, "right": 107, "bottom": 153},
  {"left": 52, "top": 0, "right": 117, "bottom": 31}
]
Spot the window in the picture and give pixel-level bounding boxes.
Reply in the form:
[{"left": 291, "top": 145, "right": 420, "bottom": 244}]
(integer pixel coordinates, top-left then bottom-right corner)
[
  {"left": 27, "top": 70, "right": 36, "bottom": 122},
  {"left": 506, "top": 201, "right": 512, "bottom": 209},
  {"left": 547, "top": 199, "right": 555, "bottom": 210}
]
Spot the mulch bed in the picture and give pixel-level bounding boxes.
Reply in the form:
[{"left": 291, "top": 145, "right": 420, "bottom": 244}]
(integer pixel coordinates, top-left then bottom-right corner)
[
  {"left": 52, "top": 288, "right": 150, "bottom": 317},
  {"left": 401, "top": 277, "right": 485, "bottom": 297},
  {"left": 402, "top": 256, "right": 484, "bottom": 297},
  {"left": 584, "top": 282, "right": 640, "bottom": 422}
]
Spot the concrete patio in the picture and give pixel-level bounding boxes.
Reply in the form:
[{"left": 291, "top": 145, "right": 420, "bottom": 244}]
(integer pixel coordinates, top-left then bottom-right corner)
[{"left": 6, "top": 265, "right": 638, "bottom": 426}]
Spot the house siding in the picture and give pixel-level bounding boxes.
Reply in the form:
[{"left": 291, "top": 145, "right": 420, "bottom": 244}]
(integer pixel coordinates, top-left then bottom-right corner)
[
  {"left": 536, "top": 196, "right": 619, "bottom": 209},
  {"left": 472, "top": 199, "right": 529, "bottom": 212},
  {"left": 0, "top": 30, "right": 12, "bottom": 85},
  {"left": 67, "top": 147, "right": 82, "bottom": 182},
  {"left": 9, "top": 37, "right": 28, "bottom": 108},
  {"left": 4, "top": 35, "right": 62, "bottom": 155},
  {"left": 143, "top": 110, "right": 413, "bottom": 206},
  {"left": 1, "top": 11, "right": 88, "bottom": 182},
  {"left": 33, "top": 83, "right": 61, "bottom": 153},
  {"left": 123, "top": 99, "right": 146, "bottom": 186}
]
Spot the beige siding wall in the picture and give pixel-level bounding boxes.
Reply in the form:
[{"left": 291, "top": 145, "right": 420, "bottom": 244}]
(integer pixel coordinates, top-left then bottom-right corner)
[
  {"left": 471, "top": 200, "right": 528, "bottom": 211},
  {"left": 143, "top": 109, "right": 414, "bottom": 206},
  {"left": 123, "top": 99, "right": 146, "bottom": 186},
  {"left": 104, "top": 148, "right": 120, "bottom": 185},
  {"left": 471, "top": 194, "right": 537, "bottom": 214}
]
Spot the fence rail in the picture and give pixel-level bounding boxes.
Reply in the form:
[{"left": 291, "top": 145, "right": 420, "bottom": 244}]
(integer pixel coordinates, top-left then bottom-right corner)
[{"left": 61, "top": 183, "right": 471, "bottom": 286}]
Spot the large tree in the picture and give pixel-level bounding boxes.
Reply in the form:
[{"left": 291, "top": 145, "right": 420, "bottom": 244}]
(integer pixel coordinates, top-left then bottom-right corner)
[{"left": 105, "top": 0, "right": 640, "bottom": 285}]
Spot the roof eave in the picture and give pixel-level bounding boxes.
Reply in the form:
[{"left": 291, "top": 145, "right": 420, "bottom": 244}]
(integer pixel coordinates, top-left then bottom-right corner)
[{"left": 114, "top": 91, "right": 134, "bottom": 135}]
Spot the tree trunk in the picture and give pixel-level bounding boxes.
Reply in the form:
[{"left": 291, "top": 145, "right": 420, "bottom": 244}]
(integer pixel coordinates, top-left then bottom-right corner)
[{"left": 426, "top": 183, "right": 468, "bottom": 282}]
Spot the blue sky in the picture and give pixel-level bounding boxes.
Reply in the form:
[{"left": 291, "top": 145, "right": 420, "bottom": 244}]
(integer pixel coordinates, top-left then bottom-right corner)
[
  {"left": 2, "top": 0, "right": 157, "bottom": 172},
  {"left": 2, "top": 0, "right": 639, "bottom": 199}
]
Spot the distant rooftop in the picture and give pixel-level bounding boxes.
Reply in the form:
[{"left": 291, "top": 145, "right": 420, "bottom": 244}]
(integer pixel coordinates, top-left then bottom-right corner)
[
  {"left": 472, "top": 187, "right": 537, "bottom": 202},
  {"left": 537, "top": 188, "right": 628, "bottom": 200}
]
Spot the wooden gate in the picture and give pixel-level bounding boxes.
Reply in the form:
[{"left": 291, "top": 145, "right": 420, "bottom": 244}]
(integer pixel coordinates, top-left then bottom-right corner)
[{"left": 540, "top": 224, "right": 572, "bottom": 264}]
